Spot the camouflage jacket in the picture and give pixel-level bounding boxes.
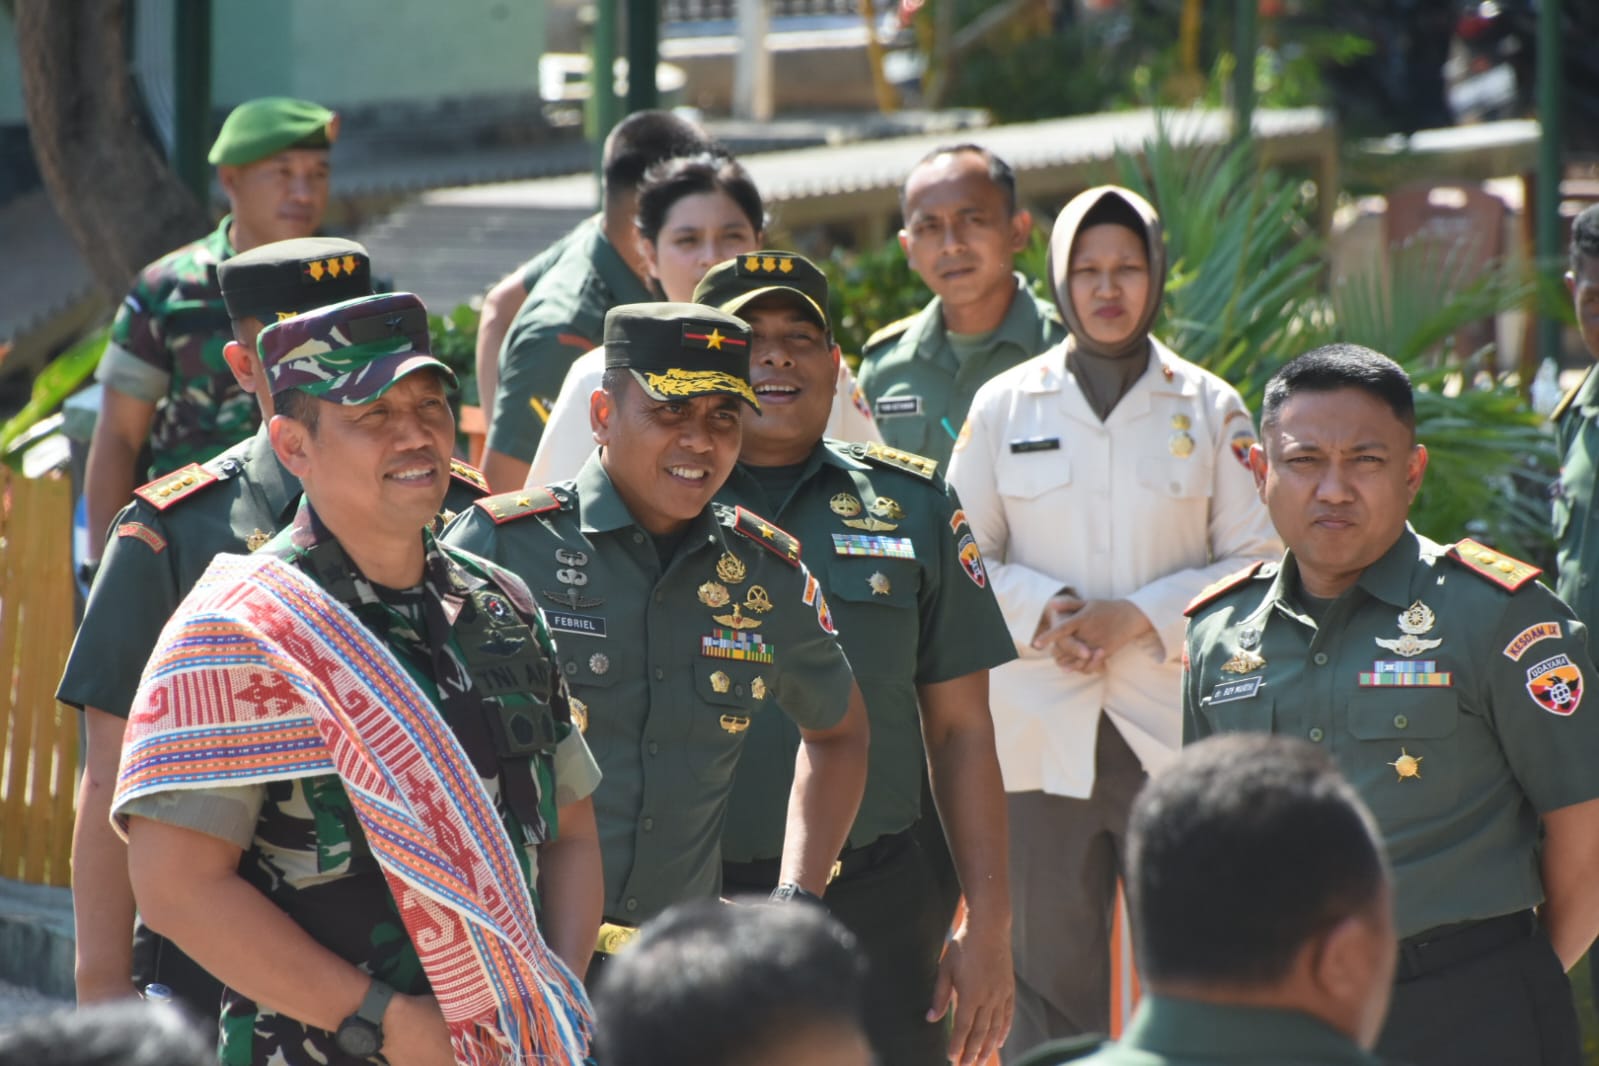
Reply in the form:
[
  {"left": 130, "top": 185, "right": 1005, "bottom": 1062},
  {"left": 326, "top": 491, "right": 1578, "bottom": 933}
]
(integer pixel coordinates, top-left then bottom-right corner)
[{"left": 97, "top": 215, "right": 257, "bottom": 476}]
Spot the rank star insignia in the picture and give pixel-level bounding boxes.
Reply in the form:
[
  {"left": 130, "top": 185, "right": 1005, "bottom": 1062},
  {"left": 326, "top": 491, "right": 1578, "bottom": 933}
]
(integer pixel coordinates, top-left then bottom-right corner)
[
  {"left": 704, "top": 328, "right": 725, "bottom": 350},
  {"left": 716, "top": 551, "right": 747, "bottom": 584},
  {"left": 245, "top": 528, "right": 270, "bottom": 552},
  {"left": 710, "top": 670, "right": 732, "bottom": 693},
  {"left": 713, "top": 605, "right": 762, "bottom": 630},
  {"left": 1375, "top": 600, "right": 1443, "bottom": 657},
  {"left": 868, "top": 571, "right": 892, "bottom": 596},
  {"left": 698, "top": 581, "right": 731, "bottom": 608},
  {"left": 830, "top": 493, "right": 863, "bottom": 517},
  {"left": 1221, "top": 649, "right": 1267, "bottom": 674},
  {"left": 1389, "top": 748, "right": 1423, "bottom": 780}
]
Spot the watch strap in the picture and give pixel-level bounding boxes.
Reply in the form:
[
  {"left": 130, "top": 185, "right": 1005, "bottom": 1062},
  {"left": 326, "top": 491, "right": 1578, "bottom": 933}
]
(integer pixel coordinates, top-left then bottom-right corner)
[{"left": 356, "top": 978, "right": 397, "bottom": 1029}]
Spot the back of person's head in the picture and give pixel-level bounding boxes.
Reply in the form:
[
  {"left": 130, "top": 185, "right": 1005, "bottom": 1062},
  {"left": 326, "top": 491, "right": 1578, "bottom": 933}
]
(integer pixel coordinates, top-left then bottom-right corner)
[
  {"left": 1260, "top": 343, "right": 1415, "bottom": 435},
  {"left": 602, "top": 110, "right": 716, "bottom": 199},
  {"left": 1572, "top": 203, "right": 1599, "bottom": 275},
  {"left": 1129, "top": 735, "right": 1389, "bottom": 988},
  {"left": 635, "top": 151, "right": 766, "bottom": 245},
  {"left": 0, "top": 1002, "right": 212, "bottom": 1066},
  {"left": 593, "top": 900, "right": 872, "bottom": 1066}
]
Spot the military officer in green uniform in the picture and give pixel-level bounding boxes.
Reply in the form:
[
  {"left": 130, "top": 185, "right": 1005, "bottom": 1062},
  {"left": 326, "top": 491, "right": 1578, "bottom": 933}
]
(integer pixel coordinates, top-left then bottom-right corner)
[
  {"left": 857, "top": 145, "right": 1064, "bottom": 468},
  {"left": 1552, "top": 205, "right": 1599, "bottom": 646},
  {"left": 695, "top": 253, "right": 1016, "bottom": 1066},
  {"left": 1184, "top": 345, "right": 1599, "bottom": 1066},
  {"left": 1024, "top": 735, "right": 1398, "bottom": 1066},
  {"left": 86, "top": 96, "right": 340, "bottom": 566},
  {"left": 58, "top": 244, "right": 489, "bottom": 1016},
  {"left": 479, "top": 111, "right": 714, "bottom": 492},
  {"left": 444, "top": 303, "right": 870, "bottom": 964}
]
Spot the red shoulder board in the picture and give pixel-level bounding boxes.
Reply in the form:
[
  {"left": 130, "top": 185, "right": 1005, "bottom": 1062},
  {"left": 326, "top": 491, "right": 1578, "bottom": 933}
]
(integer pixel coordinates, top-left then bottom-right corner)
[
  {"left": 132, "top": 464, "right": 219, "bottom": 511},
  {"left": 733, "top": 505, "right": 801, "bottom": 567},
  {"left": 449, "top": 458, "right": 489, "bottom": 494},
  {"left": 1184, "top": 561, "right": 1266, "bottom": 618},
  {"left": 474, "top": 487, "right": 564, "bottom": 525},
  {"left": 1449, "top": 538, "right": 1541, "bottom": 592}
]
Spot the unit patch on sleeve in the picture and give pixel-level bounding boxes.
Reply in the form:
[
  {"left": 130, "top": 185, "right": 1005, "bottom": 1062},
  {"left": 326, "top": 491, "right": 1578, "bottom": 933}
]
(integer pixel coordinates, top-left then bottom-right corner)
[
  {"left": 115, "top": 521, "right": 167, "bottom": 553},
  {"left": 1527, "top": 654, "right": 1583, "bottom": 715},
  {"left": 957, "top": 533, "right": 988, "bottom": 588},
  {"left": 1503, "top": 622, "right": 1563, "bottom": 662}
]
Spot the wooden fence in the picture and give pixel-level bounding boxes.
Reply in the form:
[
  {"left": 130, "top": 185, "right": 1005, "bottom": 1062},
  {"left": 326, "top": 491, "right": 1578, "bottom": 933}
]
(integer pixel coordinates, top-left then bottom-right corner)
[{"left": 0, "top": 468, "right": 78, "bottom": 886}]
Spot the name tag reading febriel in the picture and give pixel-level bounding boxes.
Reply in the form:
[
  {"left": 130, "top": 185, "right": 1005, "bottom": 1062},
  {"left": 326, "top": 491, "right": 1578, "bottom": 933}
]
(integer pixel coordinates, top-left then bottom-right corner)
[{"left": 545, "top": 611, "right": 608, "bottom": 638}]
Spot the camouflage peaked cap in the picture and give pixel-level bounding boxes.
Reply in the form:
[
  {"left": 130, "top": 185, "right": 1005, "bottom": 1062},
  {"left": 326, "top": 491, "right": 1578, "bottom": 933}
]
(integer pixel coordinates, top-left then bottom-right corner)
[
  {"left": 603, "top": 302, "right": 760, "bottom": 411},
  {"left": 259, "top": 292, "right": 455, "bottom": 405},
  {"left": 218, "top": 237, "right": 372, "bottom": 322},
  {"left": 693, "top": 251, "right": 829, "bottom": 331},
  {"left": 208, "top": 97, "right": 338, "bottom": 167}
]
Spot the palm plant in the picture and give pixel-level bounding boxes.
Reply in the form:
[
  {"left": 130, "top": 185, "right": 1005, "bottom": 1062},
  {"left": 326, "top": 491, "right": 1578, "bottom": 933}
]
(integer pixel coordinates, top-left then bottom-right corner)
[{"left": 1115, "top": 117, "right": 1554, "bottom": 560}]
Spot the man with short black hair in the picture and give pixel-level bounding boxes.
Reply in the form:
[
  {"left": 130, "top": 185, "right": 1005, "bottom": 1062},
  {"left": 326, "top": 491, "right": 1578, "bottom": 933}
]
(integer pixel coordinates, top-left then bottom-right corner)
[
  {"left": 1186, "top": 343, "right": 1599, "bottom": 1066},
  {"left": 593, "top": 899, "right": 873, "bottom": 1066},
  {"left": 857, "top": 144, "right": 1063, "bottom": 468},
  {"left": 478, "top": 111, "right": 715, "bottom": 490},
  {"left": 1024, "top": 734, "right": 1395, "bottom": 1066}
]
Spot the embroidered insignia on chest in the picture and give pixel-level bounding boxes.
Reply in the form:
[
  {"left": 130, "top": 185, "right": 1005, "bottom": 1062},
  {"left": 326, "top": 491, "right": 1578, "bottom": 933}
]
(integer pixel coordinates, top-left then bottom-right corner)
[
  {"left": 831, "top": 533, "right": 916, "bottom": 558},
  {"left": 1374, "top": 600, "right": 1443, "bottom": 657}
]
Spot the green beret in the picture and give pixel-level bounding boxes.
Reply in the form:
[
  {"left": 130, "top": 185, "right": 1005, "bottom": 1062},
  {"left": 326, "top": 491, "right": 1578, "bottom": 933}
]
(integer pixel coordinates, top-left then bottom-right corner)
[
  {"left": 603, "top": 302, "right": 759, "bottom": 411},
  {"left": 258, "top": 292, "right": 455, "bottom": 406},
  {"left": 693, "top": 251, "right": 830, "bottom": 331},
  {"left": 218, "top": 237, "right": 372, "bottom": 322},
  {"left": 208, "top": 97, "right": 337, "bottom": 167}
]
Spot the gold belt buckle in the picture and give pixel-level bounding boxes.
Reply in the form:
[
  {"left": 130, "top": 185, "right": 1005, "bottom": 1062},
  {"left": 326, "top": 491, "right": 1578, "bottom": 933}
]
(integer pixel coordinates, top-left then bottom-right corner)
[{"left": 595, "top": 921, "right": 639, "bottom": 955}]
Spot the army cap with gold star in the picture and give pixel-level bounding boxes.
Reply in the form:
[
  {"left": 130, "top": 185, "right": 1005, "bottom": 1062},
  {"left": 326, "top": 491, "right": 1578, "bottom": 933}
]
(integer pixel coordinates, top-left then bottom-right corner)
[
  {"left": 692, "top": 251, "right": 830, "bottom": 332},
  {"left": 603, "top": 302, "right": 760, "bottom": 411},
  {"left": 218, "top": 237, "right": 373, "bottom": 323},
  {"left": 258, "top": 292, "right": 456, "bottom": 405},
  {"left": 208, "top": 97, "right": 338, "bottom": 167}
]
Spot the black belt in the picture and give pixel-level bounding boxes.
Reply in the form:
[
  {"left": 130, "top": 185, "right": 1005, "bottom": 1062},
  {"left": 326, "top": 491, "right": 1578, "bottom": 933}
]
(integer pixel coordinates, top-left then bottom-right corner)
[
  {"left": 721, "top": 824, "right": 916, "bottom": 891},
  {"left": 1396, "top": 911, "right": 1537, "bottom": 981}
]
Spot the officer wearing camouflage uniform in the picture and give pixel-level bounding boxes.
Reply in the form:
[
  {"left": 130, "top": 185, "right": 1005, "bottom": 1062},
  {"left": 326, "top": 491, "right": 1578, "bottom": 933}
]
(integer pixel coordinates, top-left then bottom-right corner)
[
  {"left": 857, "top": 145, "right": 1064, "bottom": 469},
  {"left": 445, "top": 303, "right": 871, "bottom": 965},
  {"left": 115, "top": 293, "right": 600, "bottom": 1066},
  {"left": 59, "top": 240, "right": 490, "bottom": 1017},
  {"left": 86, "top": 97, "right": 339, "bottom": 564},
  {"left": 1184, "top": 345, "right": 1599, "bottom": 1066},
  {"left": 698, "top": 253, "right": 1016, "bottom": 1066}
]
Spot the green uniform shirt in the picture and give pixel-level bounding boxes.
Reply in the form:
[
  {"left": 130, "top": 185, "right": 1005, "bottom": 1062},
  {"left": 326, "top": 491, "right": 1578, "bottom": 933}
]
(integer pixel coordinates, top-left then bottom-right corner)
[
  {"left": 489, "top": 224, "right": 654, "bottom": 462},
  {"left": 97, "top": 214, "right": 255, "bottom": 476},
  {"left": 856, "top": 275, "right": 1064, "bottom": 468},
  {"left": 119, "top": 503, "right": 597, "bottom": 1066},
  {"left": 716, "top": 440, "right": 1015, "bottom": 859},
  {"left": 1071, "top": 996, "right": 1385, "bottom": 1066},
  {"left": 57, "top": 426, "right": 488, "bottom": 719},
  {"left": 1553, "top": 366, "right": 1599, "bottom": 627},
  {"left": 441, "top": 454, "right": 855, "bottom": 923},
  {"left": 1184, "top": 527, "right": 1599, "bottom": 937},
  {"left": 518, "top": 215, "right": 598, "bottom": 291}
]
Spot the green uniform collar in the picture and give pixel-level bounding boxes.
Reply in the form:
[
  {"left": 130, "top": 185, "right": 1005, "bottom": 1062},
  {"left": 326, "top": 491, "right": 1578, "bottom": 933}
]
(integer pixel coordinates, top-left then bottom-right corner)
[
  {"left": 1252, "top": 526, "right": 1422, "bottom": 624},
  {"left": 590, "top": 228, "right": 654, "bottom": 307},
  {"left": 210, "top": 213, "right": 239, "bottom": 260},
  {"left": 909, "top": 273, "right": 1043, "bottom": 363},
  {"left": 1120, "top": 995, "right": 1381, "bottom": 1064},
  {"left": 726, "top": 438, "right": 872, "bottom": 513},
  {"left": 575, "top": 451, "right": 722, "bottom": 546},
  {"left": 247, "top": 423, "right": 302, "bottom": 524}
]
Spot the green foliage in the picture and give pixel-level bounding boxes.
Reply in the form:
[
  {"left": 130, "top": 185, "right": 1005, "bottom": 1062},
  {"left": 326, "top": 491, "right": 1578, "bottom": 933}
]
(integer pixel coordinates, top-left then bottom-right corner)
[
  {"left": 822, "top": 241, "right": 929, "bottom": 363},
  {"left": 1, "top": 327, "right": 107, "bottom": 470},
  {"left": 942, "top": 17, "right": 1136, "bottom": 123},
  {"left": 427, "top": 303, "right": 480, "bottom": 408}
]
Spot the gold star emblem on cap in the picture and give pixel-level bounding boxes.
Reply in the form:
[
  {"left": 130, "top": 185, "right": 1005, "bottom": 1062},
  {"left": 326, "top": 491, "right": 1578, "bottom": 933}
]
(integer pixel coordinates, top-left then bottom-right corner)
[
  {"left": 1389, "top": 748, "right": 1423, "bottom": 781},
  {"left": 704, "top": 328, "right": 725, "bottom": 350}
]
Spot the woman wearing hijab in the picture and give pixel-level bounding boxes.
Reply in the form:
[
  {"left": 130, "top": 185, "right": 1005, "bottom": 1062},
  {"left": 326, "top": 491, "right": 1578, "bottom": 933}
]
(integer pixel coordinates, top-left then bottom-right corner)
[{"left": 945, "top": 186, "right": 1281, "bottom": 1059}]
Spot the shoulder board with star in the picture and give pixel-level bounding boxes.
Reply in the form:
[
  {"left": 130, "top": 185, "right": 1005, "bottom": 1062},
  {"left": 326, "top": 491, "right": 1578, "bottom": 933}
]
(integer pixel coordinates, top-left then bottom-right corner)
[
  {"left": 727, "top": 505, "right": 802, "bottom": 567},
  {"left": 865, "top": 314, "right": 916, "bottom": 352},
  {"left": 473, "top": 486, "right": 570, "bottom": 525},
  {"left": 131, "top": 463, "right": 221, "bottom": 511},
  {"left": 1183, "top": 561, "right": 1268, "bottom": 618},
  {"left": 850, "top": 441, "right": 940, "bottom": 480},
  {"left": 1550, "top": 365, "right": 1591, "bottom": 424},
  {"left": 1448, "top": 538, "right": 1542, "bottom": 592},
  {"left": 449, "top": 458, "right": 490, "bottom": 495}
]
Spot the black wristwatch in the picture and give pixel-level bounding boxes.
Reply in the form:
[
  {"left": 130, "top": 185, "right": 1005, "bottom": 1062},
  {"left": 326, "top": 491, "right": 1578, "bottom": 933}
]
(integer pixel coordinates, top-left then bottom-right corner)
[
  {"left": 334, "top": 978, "right": 396, "bottom": 1057},
  {"left": 770, "top": 881, "right": 825, "bottom": 907}
]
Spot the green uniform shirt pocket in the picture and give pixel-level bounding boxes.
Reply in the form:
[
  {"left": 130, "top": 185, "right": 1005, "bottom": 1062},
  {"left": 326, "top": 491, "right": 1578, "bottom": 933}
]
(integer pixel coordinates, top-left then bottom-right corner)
[
  {"left": 555, "top": 633, "right": 622, "bottom": 764},
  {"left": 821, "top": 557, "right": 919, "bottom": 677},
  {"left": 690, "top": 661, "right": 769, "bottom": 783},
  {"left": 1343, "top": 690, "right": 1460, "bottom": 824}
]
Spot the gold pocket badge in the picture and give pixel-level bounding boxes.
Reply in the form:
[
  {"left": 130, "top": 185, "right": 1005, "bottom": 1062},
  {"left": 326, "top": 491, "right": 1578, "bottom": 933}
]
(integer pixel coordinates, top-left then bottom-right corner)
[
  {"left": 710, "top": 670, "right": 731, "bottom": 693},
  {"left": 698, "top": 581, "right": 731, "bottom": 608},
  {"left": 1389, "top": 748, "right": 1423, "bottom": 781},
  {"left": 716, "top": 552, "right": 747, "bottom": 583},
  {"left": 868, "top": 571, "right": 892, "bottom": 596}
]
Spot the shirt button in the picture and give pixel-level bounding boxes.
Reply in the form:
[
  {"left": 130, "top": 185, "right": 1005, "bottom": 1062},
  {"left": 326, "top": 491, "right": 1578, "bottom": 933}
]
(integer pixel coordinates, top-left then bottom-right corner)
[
  {"left": 1169, "top": 481, "right": 1181, "bottom": 494},
  {"left": 1584, "top": 576, "right": 1593, "bottom": 588},
  {"left": 734, "top": 684, "right": 745, "bottom": 696},
  {"left": 632, "top": 532, "right": 645, "bottom": 544},
  {"left": 1394, "top": 714, "right": 1408, "bottom": 729},
  {"left": 647, "top": 741, "right": 659, "bottom": 756},
  {"left": 1313, "top": 652, "right": 1329, "bottom": 666},
  {"left": 563, "top": 661, "right": 577, "bottom": 675},
  {"left": 654, "top": 667, "right": 664, "bottom": 681},
  {"left": 625, "top": 897, "right": 639, "bottom": 913},
  {"left": 642, "top": 817, "right": 655, "bottom": 831},
  {"left": 1308, "top": 727, "right": 1324, "bottom": 742}
]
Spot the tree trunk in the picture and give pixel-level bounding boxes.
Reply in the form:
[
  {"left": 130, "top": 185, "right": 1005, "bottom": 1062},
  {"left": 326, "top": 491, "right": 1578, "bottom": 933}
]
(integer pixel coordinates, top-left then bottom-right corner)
[{"left": 15, "top": 0, "right": 208, "bottom": 300}]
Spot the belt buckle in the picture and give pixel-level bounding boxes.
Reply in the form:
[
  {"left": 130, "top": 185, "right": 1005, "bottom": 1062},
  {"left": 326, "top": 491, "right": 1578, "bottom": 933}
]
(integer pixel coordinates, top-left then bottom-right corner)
[{"left": 596, "top": 921, "right": 639, "bottom": 955}]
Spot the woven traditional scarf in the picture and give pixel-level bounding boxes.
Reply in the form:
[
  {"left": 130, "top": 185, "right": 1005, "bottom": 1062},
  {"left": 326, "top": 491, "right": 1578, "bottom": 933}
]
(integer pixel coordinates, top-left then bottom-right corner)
[{"left": 115, "top": 551, "right": 592, "bottom": 1065}]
